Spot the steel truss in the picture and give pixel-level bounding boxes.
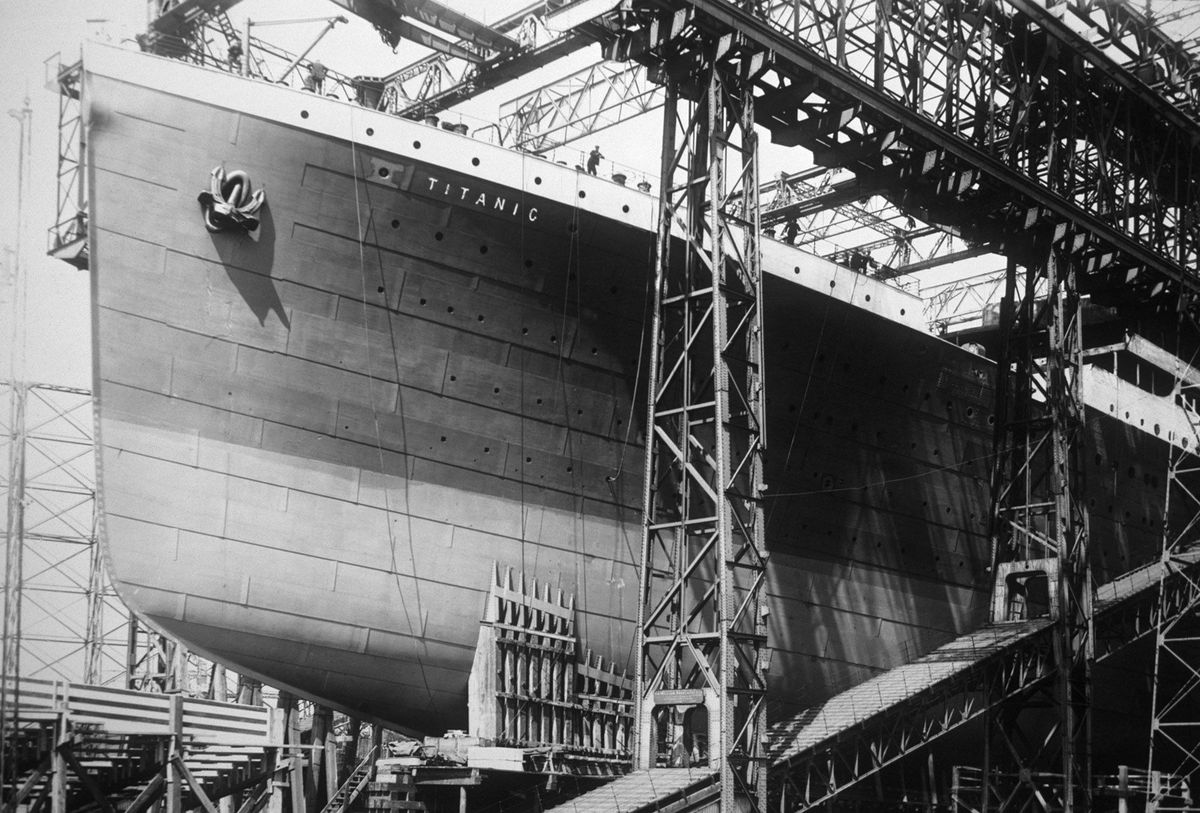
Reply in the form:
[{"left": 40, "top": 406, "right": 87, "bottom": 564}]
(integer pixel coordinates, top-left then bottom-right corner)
[
  {"left": 985, "top": 228, "right": 1091, "bottom": 811},
  {"left": 601, "top": 0, "right": 1199, "bottom": 307},
  {"left": 1146, "top": 320, "right": 1200, "bottom": 812},
  {"left": 47, "top": 60, "right": 86, "bottom": 271},
  {"left": 768, "top": 554, "right": 1200, "bottom": 812},
  {"left": 0, "top": 383, "right": 126, "bottom": 689},
  {"left": 496, "top": 64, "right": 971, "bottom": 274},
  {"left": 636, "top": 47, "right": 769, "bottom": 811},
  {"left": 148, "top": 0, "right": 606, "bottom": 124},
  {"left": 499, "top": 61, "right": 664, "bottom": 152},
  {"left": 921, "top": 268, "right": 1014, "bottom": 334},
  {"left": 0, "top": 382, "right": 128, "bottom": 806}
]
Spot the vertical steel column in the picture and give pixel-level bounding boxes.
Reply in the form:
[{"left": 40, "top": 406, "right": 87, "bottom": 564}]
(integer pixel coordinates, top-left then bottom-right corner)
[
  {"left": 127, "top": 615, "right": 186, "bottom": 693},
  {"left": 986, "top": 231, "right": 1091, "bottom": 811},
  {"left": 1146, "top": 313, "right": 1200, "bottom": 811},
  {"left": 1047, "top": 241, "right": 1091, "bottom": 812},
  {"left": 48, "top": 61, "right": 87, "bottom": 268},
  {"left": 1, "top": 381, "right": 26, "bottom": 798},
  {"left": 636, "top": 58, "right": 768, "bottom": 810}
]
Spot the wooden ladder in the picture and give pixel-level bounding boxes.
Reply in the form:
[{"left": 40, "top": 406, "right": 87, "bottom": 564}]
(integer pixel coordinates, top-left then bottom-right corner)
[{"left": 319, "top": 745, "right": 378, "bottom": 813}]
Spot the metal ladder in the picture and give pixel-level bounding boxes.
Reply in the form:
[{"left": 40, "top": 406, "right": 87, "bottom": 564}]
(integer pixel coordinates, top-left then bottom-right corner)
[{"left": 319, "top": 745, "right": 378, "bottom": 813}]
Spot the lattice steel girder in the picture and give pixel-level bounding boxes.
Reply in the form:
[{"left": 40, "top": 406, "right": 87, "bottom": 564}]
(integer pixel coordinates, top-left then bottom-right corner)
[
  {"left": 984, "top": 226, "right": 1092, "bottom": 810},
  {"left": 636, "top": 48, "right": 769, "bottom": 810},
  {"left": 388, "top": 0, "right": 619, "bottom": 120},
  {"left": 1148, "top": 369, "right": 1200, "bottom": 810},
  {"left": 493, "top": 55, "right": 946, "bottom": 272},
  {"left": 150, "top": 0, "right": 519, "bottom": 52},
  {"left": 498, "top": 61, "right": 664, "bottom": 151},
  {"left": 766, "top": 554, "right": 1200, "bottom": 812},
  {"left": 1019, "top": 1, "right": 1200, "bottom": 126},
  {"left": 599, "top": 0, "right": 1199, "bottom": 308},
  {"left": 368, "top": 0, "right": 560, "bottom": 115},
  {"left": 772, "top": 623, "right": 1055, "bottom": 811}
]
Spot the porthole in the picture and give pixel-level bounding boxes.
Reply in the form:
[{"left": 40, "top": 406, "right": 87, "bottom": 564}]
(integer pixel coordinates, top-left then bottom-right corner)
[
  {"left": 413, "top": 140, "right": 422, "bottom": 149},
  {"left": 300, "top": 110, "right": 309, "bottom": 119},
  {"left": 472, "top": 157, "right": 480, "bottom": 166},
  {"left": 366, "top": 127, "right": 374, "bottom": 136},
  {"left": 378, "top": 167, "right": 389, "bottom": 178}
]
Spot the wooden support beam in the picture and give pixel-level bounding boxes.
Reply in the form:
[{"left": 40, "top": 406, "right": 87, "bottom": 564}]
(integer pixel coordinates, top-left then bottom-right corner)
[
  {"left": 278, "top": 692, "right": 306, "bottom": 813},
  {"left": 28, "top": 777, "right": 51, "bottom": 813},
  {"left": 56, "top": 741, "right": 116, "bottom": 812},
  {"left": 1, "top": 755, "right": 51, "bottom": 812},
  {"left": 166, "top": 695, "right": 183, "bottom": 813},
  {"left": 50, "top": 712, "right": 66, "bottom": 813},
  {"left": 125, "top": 772, "right": 168, "bottom": 813},
  {"left": 172, "top": 754, "right": 220, "bottom": 813},
  {"left": 208, "top": 757, "right": 292, "bottom": 802},
  {"left": 235, "top": 783, "right": 273, "bottom": 813}
]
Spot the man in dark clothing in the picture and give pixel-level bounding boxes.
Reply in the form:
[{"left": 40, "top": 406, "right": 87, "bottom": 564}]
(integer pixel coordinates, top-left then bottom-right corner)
[
  {"left": 587, "top": 146, "right": 603, "bottom": 175},
  {"left": 304, "top": 61, "right": 327, "bottom": 94}
]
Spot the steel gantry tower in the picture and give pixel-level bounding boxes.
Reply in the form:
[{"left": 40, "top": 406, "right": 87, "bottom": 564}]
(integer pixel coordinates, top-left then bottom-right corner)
[
  {"left": 1147, "top": 311, "right": 1200, "bottom": 812},
  {"left": 636, "top": 30, "right": 770, "bottom": 811},
  {"left": 985, "top": 229, "right": 1093, "bottom": 810},
  {"left": 128, "top": 1, "right": 1200, "bottom": 810},
  {"left": 589, "top": 0, "right": 1200, "bottom": 809}
]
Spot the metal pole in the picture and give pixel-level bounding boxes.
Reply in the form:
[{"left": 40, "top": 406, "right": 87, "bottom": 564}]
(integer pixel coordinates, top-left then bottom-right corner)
[
  {"left": 275, "top": 17, "right": 346, "bottom": 84},
  {"left": 241, "top": 17, "right": 250, "bottom": 77},
  {"left": 1, "top": 95, "right": 31, "bottom": 801}
]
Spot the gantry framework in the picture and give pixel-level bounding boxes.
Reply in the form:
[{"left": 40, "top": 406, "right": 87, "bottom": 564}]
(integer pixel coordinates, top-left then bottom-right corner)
[
  {"left": 1147, "top": 324, "right": 1200, "bottom": 811},
  {"left": 636, "top": 58, "right": 769, "bottom": 810},
  {"left": 591, "top": 1, "right": 1198, "bottom": 810},
  {"left": 985, "top": 232, "right": 1092, "bottom": 810},
  {"left": 0, "top": 382, "right": 130, "bottom": 801},
  {"left": 134, "top": 2, "right": 1200, "bottom": 809},
  {"left": 0, "top": 382, "right": 126, "bottom": 691}
]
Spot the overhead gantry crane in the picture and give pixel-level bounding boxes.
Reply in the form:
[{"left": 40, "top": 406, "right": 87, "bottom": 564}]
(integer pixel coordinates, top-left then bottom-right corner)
[
  {"left": 579, "top": 1, "right": 1200, "bottom": 810},
  {"left": 132, "top": 1, "right": 1200, "bottom": 811}
]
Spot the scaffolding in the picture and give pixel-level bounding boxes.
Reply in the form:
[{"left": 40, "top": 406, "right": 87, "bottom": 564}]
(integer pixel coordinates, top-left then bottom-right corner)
[
  {"left": 0, "top": 381, "right": 126, "bottom": 689},
  {"left": 48, "top": 1, "right": 1200, "bottom": 810},
  {"left": 1147, "top": 323, "right": 1200, "bottom": 811},
  {"left": 636, "top": 56, "right": 770, "bottom": 810}
]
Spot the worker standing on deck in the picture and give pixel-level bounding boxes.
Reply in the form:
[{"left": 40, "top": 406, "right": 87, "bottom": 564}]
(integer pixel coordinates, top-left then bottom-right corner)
[
  {"left": 304, "top": 61, "right": 327, "bottom": 94},
  {"left": 587, "top": 145, "right": 603, "bottom": 175}
]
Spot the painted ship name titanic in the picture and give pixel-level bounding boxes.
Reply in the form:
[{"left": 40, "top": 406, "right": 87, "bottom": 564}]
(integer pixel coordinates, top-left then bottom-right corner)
[{"left": 371, "top": 155, "right": 547, "bottom": 224}]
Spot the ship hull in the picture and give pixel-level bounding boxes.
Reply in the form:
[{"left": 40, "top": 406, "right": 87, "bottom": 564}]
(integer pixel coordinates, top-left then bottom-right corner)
[{"left": 84, "top": 44, "right": 1166, "bottom": 733}]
